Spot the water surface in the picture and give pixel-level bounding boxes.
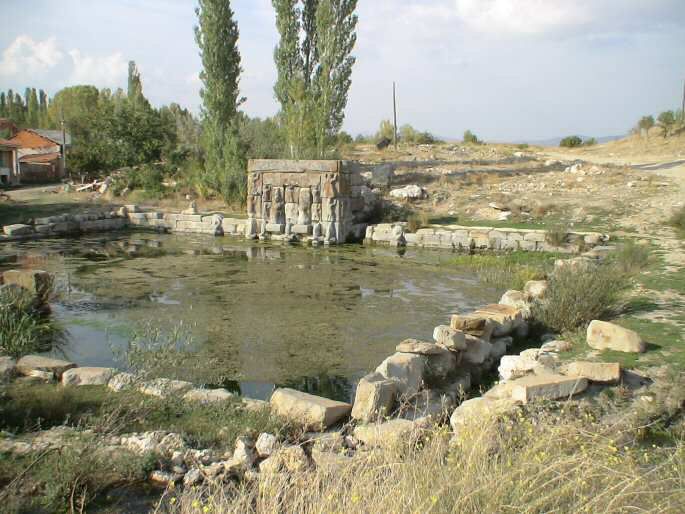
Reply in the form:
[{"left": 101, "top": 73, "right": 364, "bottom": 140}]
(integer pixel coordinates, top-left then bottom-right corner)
[{"left": 1, "top": 233, "right": 500, "bottom": 401}]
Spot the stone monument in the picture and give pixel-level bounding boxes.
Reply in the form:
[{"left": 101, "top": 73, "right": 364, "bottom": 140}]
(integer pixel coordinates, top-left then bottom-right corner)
[{"left": 246, "top": 160, "right": 370, "bottom": 244}]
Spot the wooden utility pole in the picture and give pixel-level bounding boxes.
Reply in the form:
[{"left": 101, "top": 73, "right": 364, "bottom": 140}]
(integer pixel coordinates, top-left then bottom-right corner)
[
  {"left": 393, "top": 82, "right": 398, "bottom": 150},
  {"left": 681, "top": 78, "right": 685, "bottom": 123},
  {"left": 60, "top": 116, "right": 67, "bottom": 179}
]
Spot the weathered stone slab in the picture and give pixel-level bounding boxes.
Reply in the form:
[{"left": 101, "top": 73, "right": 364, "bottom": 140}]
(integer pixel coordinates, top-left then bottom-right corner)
[
  {"left": 462, "top": 337, "right": 492, "bottom": 365},
  {"left": 3, "top": 224, "right": 33, "bottom": 236},
  {"left": 450, "top": 397, "right": 519, "bottom": 430},
  {"left": 183, "top": 388, "right": 235, "bottom": 403},
  {"left": 433, "top": 325, "right": 467, "bottom": 350},
  {"left": 353, "top": 419, "right": 417, "bottom": 448},
  {"left": 270, "top": 388, "right": 351, "bottom": 430},
  {"left": 108, "top": 372, "right": 136, "bottom": 392},
  {"left": 16, "top": 355, "right": 76, "bottom": 380},
  {"left": 351, "top": 372, "right": 397, "bottom": 422},
  {"left": 62, "top": 367, "right": 115, "bottom": 386},
  {"left": 510, "top": 374, "right": 588, "bottom": 404},
  {"left": 265, "top": 223, "right": 284, "bottom": 233},
  {"left": 376, "top": 352, "right": 426, "bottom": 396},
  {"left": 450, "top": 314, "right": 495, "bottom": 340},
  {"left": 472, "top": 304, "right": 523, "bottom": 337},
  {"left": 138, "top": 378, "right": 194, "bottom": 399},
  {"left": 524, "top": 280, "right": 548, "bottom": 300},
  {"left": 587, "top": 321, "right": 645, "bottom": 353},
  {"left": 564, "top": 361, "right": 621, "bottom": 383},
  {"left": 291, "top": 224, "right": 312, "bottom": 235},
  {"left": 396, "top": 339, "right": 446, "bottom": 355}
]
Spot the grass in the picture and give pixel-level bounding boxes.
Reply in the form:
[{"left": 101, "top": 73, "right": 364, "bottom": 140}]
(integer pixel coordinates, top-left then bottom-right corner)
[
  {"left": 160, "top": 387, "right": 685, "bottom": 514},
  {"left": 0, "top": 287, "right": 66, "bottom": 359},
  {"left": 448, "top": 251, "right": 559, "bottom": 290},
  {"left": 670, "top": 205, "right": 685, "bottom": 237},
  {"left": 0, "top": 382, "right": 295, "bottom": 450}
]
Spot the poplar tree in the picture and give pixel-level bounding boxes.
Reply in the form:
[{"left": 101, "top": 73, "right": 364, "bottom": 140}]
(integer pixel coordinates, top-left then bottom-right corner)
[
  {"left": 272, "top": 0, "right": 357, "bottom": 158},
  {"left": 195, "top": 0, "right": 246, "bottom": 202},
  {"left": 127, "top": 61, "right": 149, "bottom": 108},
  {"left": 0, "top": 93, "right": 6, "bottom": 118},
  {"left": 28, "top": 88, "right": 39, "bottom": 127},
  {"left": 39, "top": 90, "right": 49, "bottom": 127}
]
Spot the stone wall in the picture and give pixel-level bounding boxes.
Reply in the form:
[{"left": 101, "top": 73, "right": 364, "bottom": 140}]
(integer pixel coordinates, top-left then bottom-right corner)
[
  {"left": 244, "top": 159, "right": 370, "bottom": 244},
  {"left": 365, "top": 223, "right": 607, "bottom": 253}
]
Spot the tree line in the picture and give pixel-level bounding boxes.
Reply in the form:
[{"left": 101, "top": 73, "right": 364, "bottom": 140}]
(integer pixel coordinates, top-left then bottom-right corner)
[{"left": 0, "top": 88, "right": 50, "bottom": 130}]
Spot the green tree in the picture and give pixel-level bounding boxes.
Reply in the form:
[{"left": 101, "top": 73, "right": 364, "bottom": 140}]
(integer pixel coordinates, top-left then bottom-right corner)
[
  {"left": 28, "top": 88, "right": 39, "bottom": 127},
  {"left": 560, "top": 135, "right": 582, "bottom": 148},
  {"left": 195, "top": 0, "right": 246, "bottom": 203},
  {"left": 127, "top": 61, "right": 150, "bottom": 109},
  {"left": 464, "top": 130, "right": 481, "bottom": 145},
  {"left": 272, "top": 0, "right": 358, "bottom": 158},
  {"left": 0, "top": 92, "right": 6, "bottom": 118},
  {"left": 657, "top": 111, "right": 676, "bottom": 132},
  {"left": 39, "top": 89, "right": 49, "bottom": 127},
  {"left": 637, "top": 115, "right": 655, "bottom": 133}
]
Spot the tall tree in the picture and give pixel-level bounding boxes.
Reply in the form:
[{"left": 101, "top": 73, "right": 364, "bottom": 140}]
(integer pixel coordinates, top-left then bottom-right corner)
[
  {"left": 195, "top": 0, "right": 246, "bottom": 202},
  {"left": 127, "top": 61, "right": 149, "bottom": 108},
  {"left": 272, "top": 0, "right": 357, "bottom": 158},
  {"left": 28, "top": 88, "right": 39, "bottom": 127},
  {"left": 39, "top": 89, "right": 49, "bottom": 127},
  {"left": 0, "top": 92, "right": 6, "bottom": 118}
]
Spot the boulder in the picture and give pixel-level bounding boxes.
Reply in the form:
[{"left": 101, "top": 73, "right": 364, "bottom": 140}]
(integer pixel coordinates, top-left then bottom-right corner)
[
  {"left": 499, "top": 290, "right": 531, "bottom": 318},
  {"left": 498, "top": 354, "right": 538, "bottom": 381},
  {"left": 450, "top": 397, "right": 518, "bottom": 430},
  {"left": 62, "top": 367, "right": 115, "bottom": 386},
  {"left": 3, "top": 224, "right": 34, "bottom": 237},
  {"left": 255, "top": 433, "right": 278, "bottom": 459},
  {"left": 351, "top": 372, "right": 398, "bottom": 423},
  {"left": 233, "top": 436, "right": 256, "bottom": 468},
  {"left": 541, "top": 340, "right": 573, "bottom": 353},
  {"left": 587, "top": 321, "right": 646, "bottom": 353},
  {"left": 259, "top": 446, "right": 310, "bottom": 474},
  {"left": 510, "top": 374, "right": 588, "bottom": 404},
  {"left": 183, "top": 388, "right": 235, "bottom": 403},
  {"left": 433, "top": 325, "right": 467, "bottom": 350},
  {"left": 108, "top": 372, "right": 136, "bottom": 392},
  {"left": 401, "top": 390, "right": 455, "bottom": 425},
  {"left": 462, "top": 337, "right": 492, "bottom": 365},
  {"left": 524, "top": 280, "right": 548, "bottom": 300},
  {"left": 424, "top": 348, "right": 458, "bottom": 384},
  {"left": 270, "top": 388, "right": 352, "bottom": 431},
  {"left": 472, "top": 304, "right": 524, "bottom": 337},
  {"left": 389, "top": 185, "right": 426, "bottom": 200},
  {"left": 376, "top": 352, "right": 426, "bottom": 396},
  {"left": 138, "top": 378, "right": 194, "bottom": 399},
  {"left": 16, "top": 355, "right": 76, "bottom": 380},
  {"left": 450, "top": 314, "right": 495, "bottom": 340},
  {"left": 563, "top": 361, "right": 621, "bottom": 383},
  {"left": 2, "top": 270, "right": 53, "bottom": 300},
  {"left": 396, "top": 339, "right": 446, "bottom": 355},
  {"left": 353, "top": 419, "right": 418, "bottom": 449},
  {"left": 0, "top": 356, "right": 16, "bottom": 382}
]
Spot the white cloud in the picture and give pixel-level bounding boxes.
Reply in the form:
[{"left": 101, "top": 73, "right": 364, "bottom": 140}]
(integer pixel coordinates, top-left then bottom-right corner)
[
  {"left": 0, "top": 35, "right": 64, "bottom": 76},
  {"left": 454, "top": 0, "right": 590, "bottom": 35},
  {"left": 68, "top": 49, "right": 128, "bottom": 88}
]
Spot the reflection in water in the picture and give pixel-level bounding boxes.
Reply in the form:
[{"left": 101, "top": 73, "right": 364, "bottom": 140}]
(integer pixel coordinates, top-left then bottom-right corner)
[{"left": 0, "top": 233, "right": 500, "bottom": 401}]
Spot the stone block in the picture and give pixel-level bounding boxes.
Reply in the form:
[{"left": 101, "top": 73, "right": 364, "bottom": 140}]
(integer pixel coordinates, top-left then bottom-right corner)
[
  {"left": 510, "top": 374, "right": 588, "bottom": 404},
  {"left": 564, "top": 361, "right": 621, "bottom": 383},
  {"left": 16, "top": 355, "right": 76, "bottom": 380},
  {"left": 270, "top": 388, "right": 352, "bottom": 430},
  {"left": 183, "top": 388, "right": 235, "bottom": 403},
  {"left": 351, "top": 372, "right": 398, "bottom": 422},
  {"left": 62, "top": 367, "right": 115, "bottom": 386},
  {"left": 472, "top": 304, "right": 524, "bottom": 337},
  {"left": 587, "top": 320, "right": 645, "bottom": 353},
  {"left": 450, "top": 397, "right": 518, "bottom": 430},
  {"left": 0, "top": 356, "right": 16, "bottom": 383},
  {"left": 266, "top": 223, "right": 284, "bottom": 234},
  {"left": 450, "top": 314, "right": 495, "bottom": 340},
  {"left": 463, "top": 337, "right": 492, "bottom": 365},
  {"left": 3, "top": 224, "right": 34, "bottom": 236},
  {"left": 138, "top": 378, "right": 194, "bottom": 399},
  {"left": 396, "top": 339, "right": 447, "bottom": 355},
  {"left": 292, "top": 224, "right": 312, "bottom": 235},
  {"left": 353, "top": 419, "right": 417, "bottom": 449},
  {"left": 376, "top": 352, "right": 426, "bottom": 396},
  {"left": 433, "top": 325, "right": 467, "bottom": 350},
  {"left": 524, "top": 231, "right": 547, "bottom": 242},
  {"left": 524, "top": 280, "right": 548, "bottom": 300}
]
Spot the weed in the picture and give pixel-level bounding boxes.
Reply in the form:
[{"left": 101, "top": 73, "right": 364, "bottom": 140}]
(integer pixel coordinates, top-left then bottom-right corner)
[
  {"left": 406, "top": 211, "right": 429, "bottom": 232},
  {"left": 609, "top": 240, "right": 652, "bottom": 274},
  {"left": 449, "top": 252, "right": 558, "bottom": 290},
  {"left": 532, "top": 263, "right": 631, "bottom": 333},
  {"left": 670, "top": 205, "right": 685, "bottom": 237},
  {"left": 544, "top": 224, "right": 569, "bottom": 247}
]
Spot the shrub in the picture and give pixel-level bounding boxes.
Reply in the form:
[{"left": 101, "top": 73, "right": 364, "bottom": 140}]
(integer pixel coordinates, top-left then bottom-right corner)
[
  {"left": 610, "top": 240, "right": 651, "bottom": 274},
  {"left": 657, "top": 110, "right": 676, "bottom": 131},
  {"left": 583, "top": 137, "right": 597, "bottom": 146},
  {"left": 544, "top": 225, "right": 569, "bottom": 247},
  {"left": 560, "top": 136, "right": 582, "bottom": 148},
  {"left": 670, "top": 205, "right": 685, "bottom": 236},
  {"left": 406, "top": 211, "right": 430, "bottom": 232},
  {"left": 637, "top": 115, "right": 655, "bottom": 132},
  {"left": 463, "top": 130, "right": 481, "bottom": 145},
  {"left": 0, "top": 287, "right": 65, "bottom": 358},
  {"left": 532, "top": 263, "right": 630, "bottom": 333}
]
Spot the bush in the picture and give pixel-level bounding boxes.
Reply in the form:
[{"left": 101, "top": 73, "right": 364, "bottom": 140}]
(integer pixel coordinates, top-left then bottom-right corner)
[
  {"left": 0, "top": 287, "right": 64, "bottom": 359},
  {"left": 583, "top": 137, "right": 597, "bottom": 146},
  {"left": 609, "top": 240, "right": 651, "bottom": 274},
  {"left": 670, "top": 205, "right": 685, "bottom": 236},
  {"left": 637, "top": 115, "right": 655, "bottom": 132},
  {"left": 560, "top": 136, "right": 583, "bottom": 148},
  {"left": 463, "top": 130, "right": 481, "bottom": 145},
  {"left": 406, "top": 211, "right": 429, "bottom": 232},
  {"left": 658, "top": 110, "right": 676, "bottom": 130},
  {"left": 532, "top": 263, "right": 630, "bottom": 333},
  {"left": 544, "top": 225, "right": 569, "bottom": 247}
]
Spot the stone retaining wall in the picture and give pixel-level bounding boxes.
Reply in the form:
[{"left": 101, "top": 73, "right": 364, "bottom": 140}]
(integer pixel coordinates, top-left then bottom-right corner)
[{"left": 364, "top": 223, "right": 607, "bottom": 253}]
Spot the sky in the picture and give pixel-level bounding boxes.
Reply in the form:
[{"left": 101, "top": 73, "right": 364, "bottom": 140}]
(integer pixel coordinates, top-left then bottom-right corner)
[{"left": 1, "top": 0, "right": 684, "bottom": 141}]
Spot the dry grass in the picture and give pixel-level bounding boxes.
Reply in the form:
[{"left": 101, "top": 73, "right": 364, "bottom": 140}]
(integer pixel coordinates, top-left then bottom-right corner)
[{"left": 159, "top": 400, "right": 685, "bottom": 514}]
